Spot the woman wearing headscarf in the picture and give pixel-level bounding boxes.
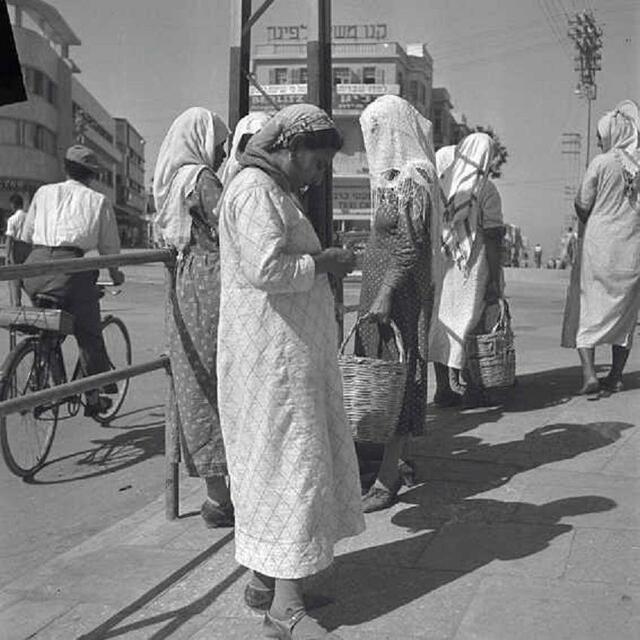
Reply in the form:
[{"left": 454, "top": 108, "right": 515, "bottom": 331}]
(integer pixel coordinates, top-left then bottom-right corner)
[
  {"left": 354, "top": 95, "right": 439, "bottom": 513},
  {"left": 574, "top": 101, "right": 640, "bottom": 396},
  {"left": 217, "top": 103, "right": 364, "bottom": 639},
  {"left": 221, "top": 111, "right": 272, "bottom": 186},
  {"left": 153, "top": 107, "right": 233, "bottom": 527},
  {"left": 428, "top": 133, "right": 505, "bottom": 406}
]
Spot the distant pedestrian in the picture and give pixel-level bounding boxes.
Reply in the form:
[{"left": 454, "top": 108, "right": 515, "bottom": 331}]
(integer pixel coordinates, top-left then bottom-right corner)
[
  {"left": 5, "top": 193, "right": 31, "bottom": 306},
  {"left": 429, "top": 133, "right": 506, "bottom": 408},
  {"left": 534, "top": 243, "right": 542, "bottom": 268},
  {"left": 217, "top": 104, "right": 363, "bottom": 637},
  {"left": 153, "top": 107, "right": 233, "bottom": 527},
  {"left": 574, "top": 101, "right": 640, "bottom": 396},
  {"left": 355, "top": 95, "right": 438, "bottom": 513}
]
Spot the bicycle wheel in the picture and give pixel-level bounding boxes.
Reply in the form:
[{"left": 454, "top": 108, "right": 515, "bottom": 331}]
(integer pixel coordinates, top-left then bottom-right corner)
[
  {"left": 0, "top": 338, "right": 59, "bottom": 477},
  {"left": 92, "top": 315, "right": 132, "bottom": 424}
]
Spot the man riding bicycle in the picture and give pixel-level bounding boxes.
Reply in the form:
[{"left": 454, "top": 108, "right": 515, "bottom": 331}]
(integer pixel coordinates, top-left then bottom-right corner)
[{"left": 21, "top": 144, "right": 125, "bottom": 417}]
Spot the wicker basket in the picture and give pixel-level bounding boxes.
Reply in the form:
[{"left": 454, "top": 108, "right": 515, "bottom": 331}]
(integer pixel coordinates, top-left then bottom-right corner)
[
  {"left": 338, "top": 318, "right": 407, "bottom": 444},
  {"left": 465, "top": 299, "right": 516, "bottom": 389}
]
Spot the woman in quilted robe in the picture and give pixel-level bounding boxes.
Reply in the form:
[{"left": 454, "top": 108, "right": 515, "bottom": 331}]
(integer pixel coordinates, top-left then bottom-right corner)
[{"left": 217, "top": 104, "right": 365, "bottom": 640}]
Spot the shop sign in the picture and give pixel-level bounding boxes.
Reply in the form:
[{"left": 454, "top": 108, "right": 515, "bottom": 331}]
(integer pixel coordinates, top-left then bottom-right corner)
[
  {"left": 249, "top": 84, "right": 400, "bottom": 110},
  {"left": 333, "top": 185, "right": 371, "bottom": 216},
  {"left": 266, "top": 24, "right": 388, "bottom": 42}
]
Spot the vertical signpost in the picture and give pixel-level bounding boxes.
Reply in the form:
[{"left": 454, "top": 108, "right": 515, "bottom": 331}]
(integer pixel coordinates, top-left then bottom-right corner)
[
  {"left": 228, "top": 0, "right": 252, "bottom": 131},
  {"left": 306, "top": 0, "right": 333, "bottom": 249}
]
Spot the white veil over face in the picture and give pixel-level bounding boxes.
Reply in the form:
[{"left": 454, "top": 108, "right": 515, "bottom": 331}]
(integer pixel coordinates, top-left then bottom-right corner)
[{"left": 360, "top": 94, "right": 439, "bottom": 217}]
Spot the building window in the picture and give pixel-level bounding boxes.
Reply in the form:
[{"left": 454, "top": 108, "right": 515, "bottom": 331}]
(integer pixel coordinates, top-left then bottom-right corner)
[
  {"left": 362, "top": 66, "right": 376, "bottom": 84},
  {"left": 409, "top": 80, "right": 418, "bottom": 103},
  {"left": 22, "top": 65, "right": 58, "bottom": 108},
  {"left": 333, "top": 67, "right": 352, "bottom": 85},
  {"left": 418, "top": 83, "right": 426, "bottom": 104},
  {"left": 300, "top": 67, "right": 307, "bottom": 83},
  {"left": 397, "top": 71, "right": 404, "bottom": 95},
  {"left": 0, "top": 118, "right": 20, "bottom": 145},
  {"left": 22, "top": 121, "right": 37, "bottom": 148},
  {"left": 274, "top": 68, "right": 288, "bottom": 84},
  {"left": 46, "top": 79, "right": 58, "bottom": 106}
]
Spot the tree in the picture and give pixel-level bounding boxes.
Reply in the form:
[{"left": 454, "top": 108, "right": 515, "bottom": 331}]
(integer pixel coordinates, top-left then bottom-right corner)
[{"left": 473, "top": 125, "right": 509, "bottom": 178}]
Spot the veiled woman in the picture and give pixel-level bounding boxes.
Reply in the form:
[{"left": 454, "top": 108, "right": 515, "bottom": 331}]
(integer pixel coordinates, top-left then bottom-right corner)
[
  {"left": 153, "top": 108, "right": 233, "bottom": 527},
  {"left": 575, "top": 100, "right": 640, "bottom": 396},
  {"left": 429, "top": 133, "right": 505, "bottom": 406},
  {"left": 355, "top": 95, "right": 440, "bottom": 513},
  {"left": 217, "top": 104, "right": 364, "bottom": 639}
]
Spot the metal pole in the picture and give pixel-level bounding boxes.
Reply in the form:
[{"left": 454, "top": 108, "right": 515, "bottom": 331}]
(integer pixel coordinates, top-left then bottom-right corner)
[
  {"left": 228, "top": 0, "right": 252, "bottom": 131},
  {"left": 306, "top": 0, "right": 333, "bottom": 249},
  {"left": 585, "top": 94, "right": 592, "bottom": 168}
]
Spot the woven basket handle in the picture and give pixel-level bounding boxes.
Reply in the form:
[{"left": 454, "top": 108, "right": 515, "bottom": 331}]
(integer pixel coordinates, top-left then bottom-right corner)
[
  {"left": 339, "top": 317, "right": 406, "bottom": 364},
  {"left": 491, "top": 298, "right": 512, "bottom": 333}
]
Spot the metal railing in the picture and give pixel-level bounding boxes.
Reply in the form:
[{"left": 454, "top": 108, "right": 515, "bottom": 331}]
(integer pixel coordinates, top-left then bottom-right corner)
[{"left": 0, "top": 249, "right": 185, "bottom": 520}]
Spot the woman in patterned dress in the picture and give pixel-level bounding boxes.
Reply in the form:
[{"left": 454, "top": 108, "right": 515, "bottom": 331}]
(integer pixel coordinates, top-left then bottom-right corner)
[
  {"left": 217, "top": 104, "right": 365, "bottom": 639},
  {"left": 356, "top": 95, "right": 440, "bottom": 513},
  {"left": 153, "top": 108, "right": 233, "bottom": 527}
]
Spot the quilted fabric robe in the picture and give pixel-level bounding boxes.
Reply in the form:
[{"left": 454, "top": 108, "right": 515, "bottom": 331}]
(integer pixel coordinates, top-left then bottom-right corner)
[{"left": 217, "top": 167, "right": 365, "bottom": 579}]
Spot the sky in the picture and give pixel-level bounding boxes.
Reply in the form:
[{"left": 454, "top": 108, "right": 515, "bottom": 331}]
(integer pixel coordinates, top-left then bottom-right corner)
[{"left": 51, "top": 0, "right": 639, "bottom": 249}]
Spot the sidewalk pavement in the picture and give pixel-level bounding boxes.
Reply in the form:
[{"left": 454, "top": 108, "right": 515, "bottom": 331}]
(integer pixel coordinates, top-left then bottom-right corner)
[{"left": 1, "top": 369, "right": 639, "bottom": 638}]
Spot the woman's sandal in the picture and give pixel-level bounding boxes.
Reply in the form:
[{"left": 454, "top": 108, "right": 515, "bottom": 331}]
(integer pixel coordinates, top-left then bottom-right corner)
[
  {"left": 244, "top": 582, "right": 275, "bottom": 610},
  {"left": 200, "top": 499, "right": 234, "bottom": 528},
  {"left": 263, "top": 608, "right": 342, "bottom": 639},
  {"left": 362, "top": 480, "right": 401, "bottom": 513},
  {"left": 600, "top": 376, "right": 623, "bottom": 393}
]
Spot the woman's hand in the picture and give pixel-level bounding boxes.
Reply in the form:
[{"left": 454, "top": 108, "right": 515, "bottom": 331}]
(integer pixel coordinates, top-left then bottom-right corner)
[
  {"left": 312, "top": 248, "right": 356, "bottom": 278},
  {"left": 363, "top": 283, "right": 393, "bottom": 324}
]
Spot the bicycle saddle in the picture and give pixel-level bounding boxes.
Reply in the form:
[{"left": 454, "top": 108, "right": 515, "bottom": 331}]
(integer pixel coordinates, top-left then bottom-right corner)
[{"left": 33, "top": 293, "right": 62, "bottom": 309}]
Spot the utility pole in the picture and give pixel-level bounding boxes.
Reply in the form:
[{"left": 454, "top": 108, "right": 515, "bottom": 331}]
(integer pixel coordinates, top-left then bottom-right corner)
[{"left": 568, "top": 11, "right": 603, "bottom": 168}]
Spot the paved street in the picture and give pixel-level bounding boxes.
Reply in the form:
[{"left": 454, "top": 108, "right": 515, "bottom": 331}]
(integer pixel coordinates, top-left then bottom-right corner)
[{"left": 0, "top": 265, "right": 638, "bottom": 639}]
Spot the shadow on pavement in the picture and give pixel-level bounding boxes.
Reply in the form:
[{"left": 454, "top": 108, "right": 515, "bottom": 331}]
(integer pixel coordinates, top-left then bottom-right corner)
[
  {"left": 327, "top": 419, "right": 631, "bottom": 628},
  {"left": 322, "top": 495, "right": 616, "bottom": 630},
  {"left": 76, "top": 532, "right": 243, "bottom": 640},
  {"left": 25, "top": 423, "right": 165, "bottom": 485}
]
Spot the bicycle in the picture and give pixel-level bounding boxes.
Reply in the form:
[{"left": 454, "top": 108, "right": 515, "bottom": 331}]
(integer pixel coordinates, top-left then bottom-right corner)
[{"left": 0, "top": 284, "right": 132, "bottom": 477}]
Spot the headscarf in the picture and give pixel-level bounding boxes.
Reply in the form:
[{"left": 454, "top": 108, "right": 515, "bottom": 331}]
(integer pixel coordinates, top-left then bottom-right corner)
[
  {"left": 440, "top": 132, "right": 494, "bottom": 272},
  {"left": 221, "top": 111, "right": 272, "bottom": 185},
  {"left": 153, "top": 107, "right": 230, "bottom": 250},
  {"left": 597, "top": 100, "right": 640, "bottom": 196},
  {"left": 436, "top": 145, "right": 456, "bottom": 179},
  {"left": 239, "top": 103, "right": 338, "bottom": 192},
  {"left": 360, "top": 95, "right": 439, "bottom": 218}
]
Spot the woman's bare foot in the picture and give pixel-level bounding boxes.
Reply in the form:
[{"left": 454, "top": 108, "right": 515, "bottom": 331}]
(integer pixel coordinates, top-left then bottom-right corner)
[{"left": 577, "top": 379, "right": 600, "bottom": 397}]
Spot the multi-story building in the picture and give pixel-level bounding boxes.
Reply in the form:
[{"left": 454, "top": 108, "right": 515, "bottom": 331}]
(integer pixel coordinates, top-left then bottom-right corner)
[
  {"left": 0, "top": 0, "right": 144, "bottom": 244},
  {"left": 115, "top": 118, "right": 147, "bottom": 246},
  {"left": 249, "top": 22, "right": 434, "bottom": 235}
]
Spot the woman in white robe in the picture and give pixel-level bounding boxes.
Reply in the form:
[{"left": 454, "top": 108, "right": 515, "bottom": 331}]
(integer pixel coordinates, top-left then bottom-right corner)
[
  {"left": 217, "top": 104, "right": 364, "bottom": 639},
  {"left": 428, "top": 134, "right": 505, "bottom": 406},
  {"left": 575, "top": 102, "right": 640, "bottom": 396}
]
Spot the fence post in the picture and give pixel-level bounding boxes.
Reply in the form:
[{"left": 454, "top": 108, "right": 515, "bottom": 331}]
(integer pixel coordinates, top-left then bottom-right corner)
[{"left": 163, "top": 258, "right": 180, "bottom": 520}]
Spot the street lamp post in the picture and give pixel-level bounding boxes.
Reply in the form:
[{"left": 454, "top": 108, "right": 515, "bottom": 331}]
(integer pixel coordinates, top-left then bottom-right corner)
[{"left": 568, "top": 11, "right": 603, "bottom": 169}]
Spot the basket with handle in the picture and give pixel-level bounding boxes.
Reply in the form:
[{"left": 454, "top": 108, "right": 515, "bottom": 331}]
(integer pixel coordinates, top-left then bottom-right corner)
[
  {"left": 338, "top": 317, "right": 407, "bottom": 444},
  {"left": 464, "top": 298, "right": 516, "bottom": 389}
]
